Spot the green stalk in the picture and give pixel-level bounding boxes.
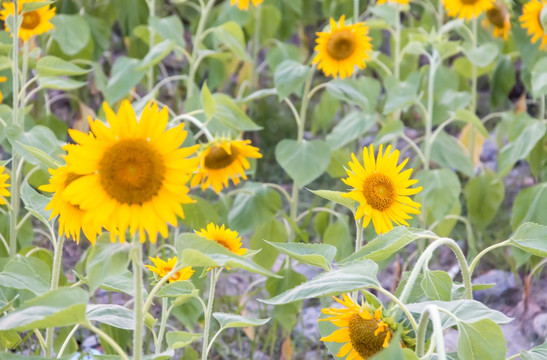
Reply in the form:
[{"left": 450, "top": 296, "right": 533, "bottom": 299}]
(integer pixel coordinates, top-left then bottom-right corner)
[
  {"left": 468, "top": 239, "right": 510, "bottom": 275},
  {"left": 394, "top": 5, "right": 401, "bottom": 80},
  {"left": 250, "top": 3, "right": 261, "bottom": 90},
  {"left": 423, "top": 51, "right": 438, "bottom": 171},
  {"left": 45, "top": 235, "right": 64, "bottom": 357},
  {"left": 353, "top": 0, "right": 359, "bottom": 23},
  {"left": 155, "top": 297, "right": 169, "bottom": 355},
  {"left": 416, "top": 305, "right": 446, "bottom": 358},
  {"left": 132, "top": 236, "right": 145, "bottom": 360},
  {"left": 147, "top": 0, "right": 156, "bottom": 94},
  {"left": 201, "top": 268, "right": 219, "bottom": 360},
  {"left": 468, "top": 18, "right": 478, "bottom": 166}
]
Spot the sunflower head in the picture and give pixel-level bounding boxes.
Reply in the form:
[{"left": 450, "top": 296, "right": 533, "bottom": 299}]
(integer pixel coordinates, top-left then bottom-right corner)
[
  {"left": 377, "top": 0, "right": 411, "bottom": 5},
  {"left": 195, "top": 223, "right": 247, "bottom": 256},
  {"left": 230, "top": 0, "right": 264, "bottom": 10},
  {"left": 0, "top": 0, "right": 56, "bottom": 42},
  {"left": 313, "top": 16, "right": 372, "bottom": 79},
  {"left": 482, "top": 1, "right": 511, "bottom": 39},
  {"left": 191, "top": 139, "right": 262, "bottom": 193},
  {"left": 0, "top": 166, "right": 10, "bottom": 205},
  {"left": 342, "top": 144, "right": 422, "bottom": 235},
  {"left": 443, "top": 0, "right": 494, "bottom": 20},
  {"left": 520, "top": 0, "right": 547, "bottom": 49},
  {"left": 146, "top": 256, "right": 194, "bottom": 283},
  {"left": 320, "top": 295, "right": 401, "bottom": 359}
]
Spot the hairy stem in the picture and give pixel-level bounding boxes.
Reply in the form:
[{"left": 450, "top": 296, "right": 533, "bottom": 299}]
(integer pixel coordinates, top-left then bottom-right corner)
[
  {"left": 201, "top": 268, "right": 219, "bottom": 360},
  {"left": 132, "top": 237, "right": 145, "bottom": 360}
]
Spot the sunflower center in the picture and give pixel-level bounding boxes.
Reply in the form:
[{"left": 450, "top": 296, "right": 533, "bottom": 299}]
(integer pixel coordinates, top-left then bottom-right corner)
[
  {"left": 459, "top": 0, "right": 479, "bottom": 5},
  {"left": 348, "top": 314, "right": 389, "bottom": 359},
  {"left": 99, "top": 139, "right": 165, "bottom": 205},
  {"left": 486, "top": 7, "right": 505, "bottom": 28},
  {"left": 21, "top": 11, "right": 41, "bottom": 30},
  {"left": 215, "top": 238, "right": 231, "bottom": 250},
  {"left": 204, "top": 146, "right": 239, "bottom": 170},
  {"left": 362, "top": 173, "right": 396, "bottom": 211},
  {"left": 326, "top": 30, "right": 356, "bottom": 60}
]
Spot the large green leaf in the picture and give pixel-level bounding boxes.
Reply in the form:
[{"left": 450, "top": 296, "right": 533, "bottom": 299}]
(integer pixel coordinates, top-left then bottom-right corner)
[
  {"left": 273, "top": 60, "right": 310, "bottom": 99},
  {"left": 149, "top": 16, "right": 186, "bottom": 49},
  {"left": 250, "top": 219, "right": 287, "bottom": 269},
  {"left": 166, "top": 331, "right": 202, "bottom": 350},
  {"left": 511, "top": 183, "right": 547, "bottom": 229},
  {"left": 421, "top": 270, "right": 453, "bottom": 301},
  {"left": 138, "top": 40, "right": 174, "bottom": 70},
  {"left": 212, "top": 313, "right": 270, "bottom": 329},
  {"left": 86, "top": 240, "right": 131, "bottom": 293},
  {"left": 308, "top": 189, "right": 356, "bottom": 212},
  {"left": 465, "top": 43, "right": 499, "bottom": 67},
  {"left": 50, "top": 15, "right": 91, "bottom": 56},
  {"left": 414, "top": 169, "right": 461, "bottom": 224},
  {"left": 87, "top": 304, "right": 134, "bottom": 330},
  {"left": 532, "top": 57, "right": 547, "bottom": 98},
  {"left": 104, "top": 56, "right": 146, "bottom": 104},
  {"left": 431, "top": 132, "right": 473, "bottom": 177},
  {"left": 212, "top": 22, "right": 249, "bottom": 61},
  {"left": 464, "top": 169, "right": 504, "bottom": 230},
  {"left": 275, "top": 139, "right": 331, "bottom": 188},
  {"left": 228, "top": 182, "right": 281, "bottom": 233},
  {"left": 498, "top": 120, "right": 546, "bottom": 177},
  {"left": 36, "top": 56, "right": 90, "bottom": 77},
  {"left": 521, "top": 341, "right": 547, "bottom": 359},
  {"left": 508, "top": 222, "right": 547, "bottom": 257},
  {"left": 326, "top": 112, "right": 377, "bottom": 150},
  {"left": 0, "top": 256, "right": 50, "bottom": 295},
  {"left": 264, "top": 242, "right": 336, "bottom": 271},
  {"left": 326, "top": 79, "right": 370, "bottom": 108},
  {"left": 457, "top": 319, "right": 506, "bottom": 360},
  {"left": 212, "top": 94, "right": 262, "bottom": 131},
  {"left": 156, "top": 281, "right": 197, "bottom": 299},
  {"left": 383, "top": 81, "right": 417, "bottom": 114},
  {"left": 21, "top": 182, "right": 53, "bottom": 228}
]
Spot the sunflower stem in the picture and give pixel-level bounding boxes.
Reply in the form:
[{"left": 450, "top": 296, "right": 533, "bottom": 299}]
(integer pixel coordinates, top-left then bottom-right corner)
[
  {"left": 201, "top": 268, "right": 219, "bottom": 360},
  {"left": 367, "top": 286, "right": 418, "bottom": 333},
  {"left": 394, "top": 4, "right": 401, "bottom": 80},
  {"left": 45, "top": 235, "right": 64, "bottom": 357},
  {"left": 250, "top": 3, "right": 261, "bottom": 90},
  {"left": 155, "top": 297, "right": 169, "bottom": 355},
  {"left": 353, "top": 0, "right": 359, "bottom": 23},
  {"left": 539, "top": 95, "right": 545, "bottom": 121},
  {"left": 436, "top": 0, "right": 444, "bottom": 30},
  {"left": 132, "top": 236, "right": 145, "bottom": 360},
  {"left": 416, "top": 305, "right": 446, "bottom": 359},
  {"left": 147, "top": 0, "right": 156, "bottom": 95},
  {"left": 468, "top": 239, "right": 510, "bottom": 275},
  {"left": 82, "top": 322, "right": 130, "bottom": 360}
]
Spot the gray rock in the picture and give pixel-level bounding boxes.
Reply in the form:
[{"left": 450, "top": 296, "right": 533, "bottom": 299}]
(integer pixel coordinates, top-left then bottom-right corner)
[
  {"left": 533, "top": 313, "right": 547, "bottom": 339},
  {"left": 472, "top": 270, "right": 518, "bottom": 302}
]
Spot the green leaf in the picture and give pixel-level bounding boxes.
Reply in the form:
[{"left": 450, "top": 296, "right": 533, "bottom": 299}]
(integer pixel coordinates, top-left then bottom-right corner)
[
  {"left": 212, "top": 22, "right": 249, "bottom": 61},
  {"left": 465, "top": 43, "right": 500, "bottom": 67},
  {"left": 212, "top": 313, "right": 270, "bottom": 329},
  {"left": 175, "top": 234, "right": 279, "bottom": 278},
  {"left": 249, "top": 219, "right": 287, "bottom": 270},
  {"left": 0, "top": 288, "right": 88, "bottom": 331},
  {"left": 87, "top": 304, "right": 134, "bottom": 330},
  {"left": 414, "top": 169, "right": 461, "bottom": 224},
  {"left": 464, "top": 169, "right": 504, "bottom": 229},
  {"left": 532, "top": 57, "right": 547, "bottom": 98},
  {"left": 0, "top": 56, "right": 11, "bottom": 72},
  {"left": 511, "top": 183, "right": 547, "bottom": 229},
  {"left": 38, "top": 77, "right": 87, "bottom": 90},
  {"left": 457, "top": 319, "right": 507, "bottom": 360},
  {"left": 308, "top": 189, "right": 356, "bottom": 212},
  {"left": 521, "top": 341, "right": 547, "bottom": 359},
  {"left": 264, "top": 241, "right": 336, "bottom": 271},
  {"left": 166, "top": 331, "right": 202, "bottom": 350},
  {"left": 370, "top": 335, "right": 410, "bottom": 360},
  {"left": 430, "top": 132, "right": 474, "bottom": 176},
  {"left": 275, "top": 139, "right": 331, "bottom": 188},
  {"left": 104, "top": 56, "right": 146, "bottom": 104},
  {"left": 340, "top": 227, "right": 437, "bottom": 264},
  {"left": 50, "top": 15, "right": 91, "bottom": 56},
  {"left": 323, "top": 219, "right": 353, "bottom": 262},
  {"left": 21, "top": 182, "right": 52, "bottom": 228},
  {"left": 6, "top": 125, "right": 62, "bottom": 167},
  {"left": 273, "top": 60, "right": 310, "bottom": 99},
  {"left": 201, "top": 83, "right": 215, "bottom": 120},
  {"left": 36, "top": 56, "right": 90, "bottom": 77},
  {"left": 228, "top": 182, "right": 281, "bottom": 233},
  {"left": 156, "top": 281, "right": 198, "bottom": 300},
  {"left": 212, "top": 93, "right": 262, "bottom": 131},
  {"left": 421, "top": 270, "right": 453, "bottom": 301},
  {"left": 326, "top": 79, "right": 369, "bottom": 108},
  {"left": 138, "top": 40, "right": 174, "bottom": 70},
  {"left": 16, "top": 142, "right": 61, "bottom": 170},
  {"left": 86, "top": 240, "right": 131, "bottom": 293},
  {"left": 149, "top": 16, "right": 186, "bottom": 49},
  {"left": 383, "top": 81, "right": 417, "bottom": 114},
  {"left": 260, "top": 259, "right": 379, "bottom": 305},
  {"left": 326, "top": 112, "right": 376, "bottom": 150},
  {"left": 22, "top": 1, "right": 53, "bottom": 13},
  {"left": 0, "top": 256, "right": 50, "bottom": 295},
  {"left": 498, "top": 120, "right": 546, "bottom": 177},
  {"left": 180, "top": 196, "right": 221, "bottom": 231},
  {"left": 509, "top": 222, "right": 547, "bottom": 257}
]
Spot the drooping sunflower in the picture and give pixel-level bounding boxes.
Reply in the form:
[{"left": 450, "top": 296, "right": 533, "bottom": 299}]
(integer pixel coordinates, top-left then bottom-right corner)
[
  {"left": 0, "top": 166, "right": 10, "bottom": 205},
  {"left": 313, "top": 15, "right": 372, "bottom": 79},
  {"left": 40, "top": 164, "right": 100, "bottom": 244},
  {"left": 320, "top": 295, "right": 398, "bottom": 359},
  {"left": 342, "top": 144, "right": 422, "bottom": 235},
  {"left": 443, "top": 0, "right": 494, "bottom": 20},
  {"left": 62, "top": 100, "right": 199, "bottom": 243},
  {"left": 520, "top": 0, "right": 547, "bottom": 49},
  {"left": 482, "top": 1, "right": 511, "bottom": 39},
  {"left": 190, "top": 139, "right": 262, "bottom": 193},
  {"left": 195, "top": 223, "right": 247, "bottom": 256},
  {"left": 146, "top": 256, "right": 194, "bottom": 283},
  {"left": 230, "top": 0, "right": 263, "bottom": 10},
  {"left": 0, "top": 0, "right": 56, "bottom": 42}
]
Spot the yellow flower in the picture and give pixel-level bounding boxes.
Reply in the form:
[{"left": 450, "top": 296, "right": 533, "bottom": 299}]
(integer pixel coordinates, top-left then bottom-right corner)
[
  {"left": 482, "top": 1, "right": 511, "bottom": 39},
  {"left": 0, "top": 76, "right": 7, "bottom": 103},
  {"left": 146, "top": 256, "right": 194, "bottom": 283},
  {"left": 320, "top": 295, "right": 395, "bottom": 359},
  {"left": 62, "top": 100, "right": 199, "bottom": 244},
  {"left": 190, "top": 139, "right": 262, "bottom": 193},
  {"left": 0, "top": 166, "right": 10, "bottom": 205},
  {"left": 0, "top": 0, "right": 56, "bottom": 42},
  {"left": 40, "top": 164, "right": 100, "bottom": 244},
  {"left": 196, "top": 223, "right": 247, "bottom": 255},
  {"left": 342, "top": 144, "right": 422, "bottom": 235},
  {"left": 443, "top": 0, "right": 494, "bottom": 20},
  {"left": 377, "top": 0, "right": 410, "bottom": 5},
  {"left": 230, "top": 0, "right": 263, "bottom": 10},
  {"left": 313, "top": 15, "right": 372, "bottom": 79},
  {"left": 520, "top": 0, "right": 547, "bottom": 49}
]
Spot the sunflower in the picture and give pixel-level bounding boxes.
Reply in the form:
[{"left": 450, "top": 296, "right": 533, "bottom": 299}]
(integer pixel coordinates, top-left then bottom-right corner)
[
  {"left": 195, "top": 223, "right": 247, "bottom": 255},
  {"left": 0, "top": 0, "right": 56, "bottom": 42},
  {"left": 230, "top": 0, "right": 263, "bottom": 10},
  {"left": 0, "top": 76, "right": 7, "bottom": 103},
  {"left": 520, "top": 0, "right": 547, "bottom": 49},
  {"left": 443, "top": 0, "right": 494, "bottom": 20},
  {"left": 62, "top": 100, "right": 199, "bottom": 243},
  {"left": 0, "top": 166, "right": 10, "bottom": 205},
  {"left": 146, "top": 256, "right": 194, "bottom": 283},
  {"left": 320, "top": 295, "right": 397, "bottom": 359},
  {"left": 40, "top": 164, "right": 100, "bottom": 244},
  {"left": 377, "top": 0, "right": 410, "bottom": 5},
  {"left": 313, "top": 15, "right": 372, "bottom": 79},
  {"left": 342, "top": 144, "right": 422, "bottom": 235},
  {"left": 482, "top": 1, "right": 511, "bottom": 39},
  {"left": 190, "top": 139, "right": 262, "bottom": 193}
]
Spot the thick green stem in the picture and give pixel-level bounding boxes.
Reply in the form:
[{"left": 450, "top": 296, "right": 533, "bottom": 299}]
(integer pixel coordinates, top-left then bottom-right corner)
[
  {"left": 155, "top": 297, "right": 169, "bottom": 355},
  {"left": 353, "top": 0, "right": 359, "bottom": 23},
  {"left": 201, "top": 268, "right": 219, "bottom": 360},
  {"left": 416, "top": 305, "right": 446, "bottom": 359},
  {"left": 469, "top": 240, "right": 510, "bottom": 275},
  {"left": 539, "top": 95, "right": 545, "bottom": 121},
  {"left": 423, "top": 51, "right": 438, "bottom": 171},
  {"left": 132, "top": 237, "right": 145, "bottom": 360},
  {"left": 45, "top": 235, "right": 64, "bottom": 357},
  {"left": 147, "top": 0, "right": 156, "bottom": 94}
]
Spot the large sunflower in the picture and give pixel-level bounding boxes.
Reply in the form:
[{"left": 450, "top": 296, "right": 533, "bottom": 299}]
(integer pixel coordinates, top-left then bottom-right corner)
[
  {"left": 313, "top": 15, "right": 372, "bottom": 79},
  {"left": 520, "top": 0, "right": 547, "bottom": 49},
  {"left": 0, "top": 166, "right": 10, "bottom": 205},
  {"left": 0, "top": 0, "right": 56, "bottom": 42},
  {"left": 230, "top": 0, "right": 263, "bottom": 10},
  {"left": 146, "top": 256, "right": 194, "bottom": 283},
  {"left": 443, "top": 0, "right": 494, "bottom": 20},
  {"left": 195, "top": 223, "right": 247, "bottom": 255},
  {"left": 342, "top": 144, "right": 422, "bottom": 235},
  {"left": 40, "top": 164, "right": 100, "bottom": 244},
  {"left": 190, "top": 139, "right": 262, "bottom": 193},
  {"left": 483, "top": 1, "right": 511, "bottom": 39},
  {"left": 320, "top": 295, "right": 396, "bottom": 359},
  {"left": 62, "top": 100, "right": 199, "bottom": 243}
]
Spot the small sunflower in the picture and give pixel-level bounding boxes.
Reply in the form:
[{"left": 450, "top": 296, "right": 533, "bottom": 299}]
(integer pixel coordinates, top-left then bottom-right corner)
[
  {"left": 195, "top": 223, "right": 247, "bottom": 256},
  {"left": 40, "top": 164, "right": 100, "bottom": 244},
  {"left": 443, "top": 0, "right": 494, "bottom": 20},
  {"left": 342, "top": 144, "right": 422, "bottom": 235},
  {"left": 0, "top": 76, "right": 7, "bottom": 103},
  {"left": 320, "top": 295, "right": 397, "bottom": 359},
  {"left": 0, "top": 166, "right": 10, "bottom": 205},
  {"left": 190, "top": 139, "right": 262, "bottom": 193},
  {"left": 377, "top": 0, "right": 410, "bottom": 5},
  {"left": 62, "top": 100, "right": 199, "bottom": 243},
  {"left": 313, "top": 15, "right": 372, "bottom": 79},
  {"left": 482, "top": 1, "right": 511, "bottom": 39},
  {"left": 230, "top": 0, "right": 263, "bottom": 10},
  {"left": 520, "top": 0, "right": 547, "bottom": 49},
  {"left": 146, "top": 256, "right": 194, "bottom": 283},
  {"left": 0, "top": 0, "right": 56, "bottom": 42}
]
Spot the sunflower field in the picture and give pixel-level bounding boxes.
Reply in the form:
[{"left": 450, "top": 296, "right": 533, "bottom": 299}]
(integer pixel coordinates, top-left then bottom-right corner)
[{"left": 1, "top": 0, "right": 547, "bottom": 359}]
